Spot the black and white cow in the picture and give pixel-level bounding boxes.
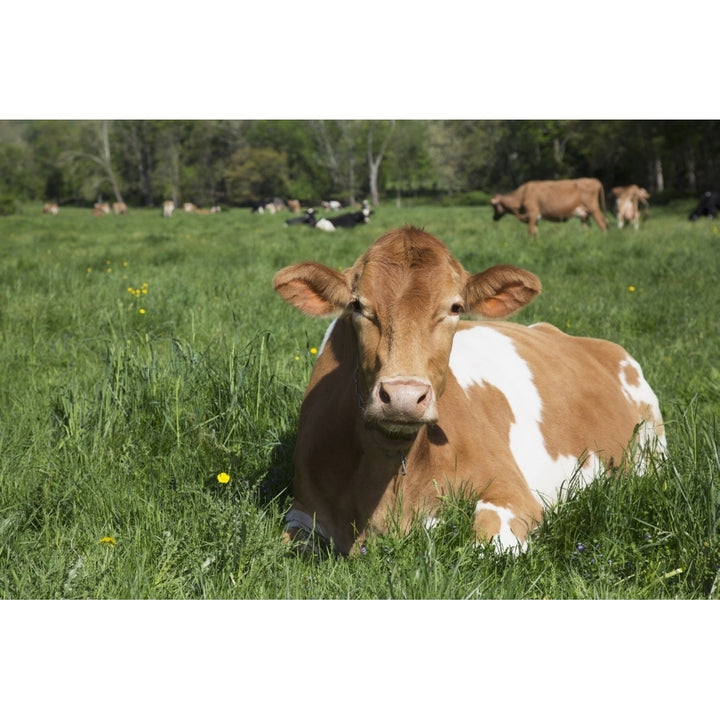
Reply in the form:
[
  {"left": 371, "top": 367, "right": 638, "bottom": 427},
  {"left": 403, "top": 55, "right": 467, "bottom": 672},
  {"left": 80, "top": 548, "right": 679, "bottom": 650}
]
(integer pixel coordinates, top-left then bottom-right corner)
[
  {"left": 314, "top": 206, "right": 373, "bottom": 232},
  {"left": 688, "top": 191, "right": 720, "bottom": 221},
  {"left": 285, "top": 208, "right": 318, "bottom": 227}
]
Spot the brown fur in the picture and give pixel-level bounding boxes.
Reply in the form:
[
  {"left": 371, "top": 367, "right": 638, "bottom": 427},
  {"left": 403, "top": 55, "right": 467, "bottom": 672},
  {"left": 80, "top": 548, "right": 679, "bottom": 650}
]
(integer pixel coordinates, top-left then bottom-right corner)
[{"left": 491, "top": 178, "right": 608, "bottom": 236}]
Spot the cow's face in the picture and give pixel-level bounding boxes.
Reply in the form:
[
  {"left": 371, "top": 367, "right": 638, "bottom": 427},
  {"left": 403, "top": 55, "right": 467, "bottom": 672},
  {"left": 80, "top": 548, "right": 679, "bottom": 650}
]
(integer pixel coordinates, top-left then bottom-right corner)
[
  {"left": 274, "top": 227, "right": 541, "bottom": 448},
  {"left": 490, "top": 196, "right": 507, "bottom": 221}
]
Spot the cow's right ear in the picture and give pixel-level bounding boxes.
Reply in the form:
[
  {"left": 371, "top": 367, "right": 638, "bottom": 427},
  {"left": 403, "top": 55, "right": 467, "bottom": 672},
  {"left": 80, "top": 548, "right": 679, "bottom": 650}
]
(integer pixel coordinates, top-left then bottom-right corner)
[
  {"left": 273, "top": 262, "right": 352, "bottom": 316},
  {"left": 464, "top": 264, "right": 542, "bottom": 318}
]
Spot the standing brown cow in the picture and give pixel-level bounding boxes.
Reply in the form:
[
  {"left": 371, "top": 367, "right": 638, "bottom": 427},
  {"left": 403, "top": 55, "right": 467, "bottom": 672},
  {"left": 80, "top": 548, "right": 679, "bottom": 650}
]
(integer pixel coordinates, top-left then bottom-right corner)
[
  {"left": 611, "top": 185, "right": 650, "bottom": 230},
  {"left": 491, "top": 178, "right": 608, "bottom": 237}
]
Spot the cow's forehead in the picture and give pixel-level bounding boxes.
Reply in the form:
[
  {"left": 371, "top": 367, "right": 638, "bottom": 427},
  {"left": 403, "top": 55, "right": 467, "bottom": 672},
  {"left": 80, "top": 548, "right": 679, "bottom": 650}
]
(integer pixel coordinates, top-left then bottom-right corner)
[{"left": 351, "top": 227, "right": 466, "bottom": 295}]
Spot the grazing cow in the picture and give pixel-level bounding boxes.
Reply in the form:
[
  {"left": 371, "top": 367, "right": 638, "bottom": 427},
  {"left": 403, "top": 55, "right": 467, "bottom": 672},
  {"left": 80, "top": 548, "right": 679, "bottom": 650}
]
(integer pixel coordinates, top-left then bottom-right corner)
[
  {"left": 112, "top": 201, "right": 128, "bottom": 215},
  {"left": 163, "top": 200, "right": 175, "bottom": 218},
  {"left": 183, "top": 203, "right": 198, "bottom": 213},
  {"left": 688, "top": 191, "right": 720, "bottom": 221},
  {"left": 611, "top": 185, "right": 650, "bottom": 230},
  {"left": 274, "top": 226, "right": 666, "bottom": 555},
  {"left": 42, "top": 203, "right": 59, "bottom": 215},
  {"left": 491, "top": 178, "right": 608, "bottom": 237},
  {"left": 94, "top": 202, "right": 111, "bottom": 215}
]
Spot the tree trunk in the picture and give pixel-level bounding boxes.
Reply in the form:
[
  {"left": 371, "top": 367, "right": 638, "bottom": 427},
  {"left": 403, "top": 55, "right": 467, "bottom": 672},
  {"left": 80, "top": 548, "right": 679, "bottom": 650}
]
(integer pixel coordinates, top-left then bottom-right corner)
[{"left": 367, "top": 121, "right": 395, "bottom": 207}]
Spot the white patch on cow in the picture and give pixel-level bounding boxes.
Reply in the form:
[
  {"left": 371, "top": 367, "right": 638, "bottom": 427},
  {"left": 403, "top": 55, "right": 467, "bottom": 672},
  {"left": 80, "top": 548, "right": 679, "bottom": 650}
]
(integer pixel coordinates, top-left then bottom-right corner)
[
  {"left": 318, "top": 318, "right": 337, "bottom": 356},
  {"left": 474, "top": 500, "right": 524, "bottom": 553},
  {"left": 617, "top": 357, "right": 667, "bottom": 466},
  {"left": 315, "top": 218, "right": 335, "bottom": 232},
  {"left": 449, "top": 326, "right": 600, "bottom": 506}
]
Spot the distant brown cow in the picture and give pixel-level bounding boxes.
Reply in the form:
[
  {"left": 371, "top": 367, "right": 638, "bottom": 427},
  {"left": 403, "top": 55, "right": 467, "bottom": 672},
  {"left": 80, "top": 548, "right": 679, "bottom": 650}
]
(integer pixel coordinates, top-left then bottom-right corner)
[
  {"left": 163, "top": 200, "right": 175, "bottom": 218},
  {"left": 611, "top": 185, "right": 650, "bottom": 230},
  {"left": 94, "top": 202, "right": 111, "bottom": 215},
  {"left": 491, "top": 178, "right": 608, "bottom": 237},
  {"left": 42, "top": 203, "right": 59, "bottom": 215},
  {"left": 288, "top": 199, "right": 301, "bottom": 214},
  {"left": 112, "top": 201, "right": 128, "bottom": 215}
]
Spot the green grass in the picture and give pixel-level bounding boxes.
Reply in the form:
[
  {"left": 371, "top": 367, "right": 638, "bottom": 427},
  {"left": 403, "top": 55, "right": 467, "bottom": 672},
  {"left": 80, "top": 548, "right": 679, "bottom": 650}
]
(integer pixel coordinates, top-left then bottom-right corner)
[{"left": 0, "top": 201, "right": 718, "bottom": 598}]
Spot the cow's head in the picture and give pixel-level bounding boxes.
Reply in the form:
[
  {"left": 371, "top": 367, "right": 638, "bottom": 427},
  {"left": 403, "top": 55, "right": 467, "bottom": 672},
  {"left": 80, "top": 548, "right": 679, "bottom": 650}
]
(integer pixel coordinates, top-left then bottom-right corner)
[
  {"left": 490, "top": 195, "right": 507, "bottom": 221},
  {"left": 274, "top": 227, "right": 541, "bottom": 448}
]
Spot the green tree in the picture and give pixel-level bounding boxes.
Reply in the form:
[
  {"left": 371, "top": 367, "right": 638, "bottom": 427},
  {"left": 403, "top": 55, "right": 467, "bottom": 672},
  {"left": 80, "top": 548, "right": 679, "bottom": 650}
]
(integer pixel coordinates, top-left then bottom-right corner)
[{"left": 225, "top": 147, "right": 290, "bottom": 204}]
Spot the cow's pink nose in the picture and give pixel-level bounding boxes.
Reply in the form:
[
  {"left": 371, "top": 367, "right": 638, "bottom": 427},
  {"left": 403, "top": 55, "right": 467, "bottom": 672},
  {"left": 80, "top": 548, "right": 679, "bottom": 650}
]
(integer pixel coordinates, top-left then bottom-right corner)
[{"left": 377, "top": 380, "right": 433, "bottom": 420}]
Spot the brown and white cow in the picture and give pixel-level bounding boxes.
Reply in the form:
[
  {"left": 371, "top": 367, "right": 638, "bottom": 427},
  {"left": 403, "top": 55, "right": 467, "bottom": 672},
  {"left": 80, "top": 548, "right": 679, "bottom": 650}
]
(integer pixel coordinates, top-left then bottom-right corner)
[
  {"left": 491, "top": 178, "right": 608, "bottom": 237},
  {"left": 112, "top": 201, "right": 128, "bottom": 215},
  {"left": 611, "top": 185, "right": 650, "bottom": 230},
  {"left": 274, "top": 226, "right": 665, "bottom": 554},
  {"left": 163, "top": 200, "right": 175, "bottom": 218},
  {"left": 42, "top": 203, "right": 59, "bottom": 215}
]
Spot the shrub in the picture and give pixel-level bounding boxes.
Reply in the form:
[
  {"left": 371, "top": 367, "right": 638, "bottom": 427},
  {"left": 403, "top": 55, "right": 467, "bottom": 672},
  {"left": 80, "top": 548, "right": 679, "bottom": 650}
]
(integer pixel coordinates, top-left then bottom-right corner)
[{"left": 0, "top": 195, "right": 20, "bottom": 215}]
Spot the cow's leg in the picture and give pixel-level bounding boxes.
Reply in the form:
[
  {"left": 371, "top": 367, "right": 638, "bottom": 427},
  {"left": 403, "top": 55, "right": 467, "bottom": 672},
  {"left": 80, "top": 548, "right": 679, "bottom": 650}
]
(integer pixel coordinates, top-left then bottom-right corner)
[
  {"left": 617, "top": 213, "right": 623, "bottom": 229},
  {"left": 473, "top": 499, "right": 541, "bottom": 553},
  {"left": 591, "top": 208, "right": 608, "bottom": 231},
  {"left": 473, "top": 483, "right": 543, "bottom": 552},
  {"left": 528, "top": 215, "right": 539, "bottom": 237}
]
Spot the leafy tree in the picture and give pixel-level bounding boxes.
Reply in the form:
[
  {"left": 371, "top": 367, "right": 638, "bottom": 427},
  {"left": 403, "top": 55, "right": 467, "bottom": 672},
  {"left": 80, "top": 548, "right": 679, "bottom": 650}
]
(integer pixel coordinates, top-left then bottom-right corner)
[{"left": 225, "top": 147, "right": 290, "bottom": 203}]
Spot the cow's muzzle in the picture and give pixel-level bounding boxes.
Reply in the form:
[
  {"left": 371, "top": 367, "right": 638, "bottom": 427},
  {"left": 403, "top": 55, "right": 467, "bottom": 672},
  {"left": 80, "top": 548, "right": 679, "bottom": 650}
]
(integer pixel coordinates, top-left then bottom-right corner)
[{"left": 364, "top": 378, "right": 437, "bottom": 441}]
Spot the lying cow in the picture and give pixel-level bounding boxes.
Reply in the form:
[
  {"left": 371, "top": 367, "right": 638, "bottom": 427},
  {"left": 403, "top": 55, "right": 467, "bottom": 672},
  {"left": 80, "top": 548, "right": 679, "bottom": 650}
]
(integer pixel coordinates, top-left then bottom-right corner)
[
  {"left": 314, "top": 207, "right": 372, "bottom": 232},
  {"left": 611, "top": 185, "right": 649, "bottom": 230},
  {"left": 274, "top": 226, "right": 666, "bottom": 555},
  {"left": 491, "top": 178, "right": 608, "bottom": 237},
  {"left": 112, "top": 201, "right": 128, "bottom": 215},
  {"left": 285, "top": 208, "right": 318, "bottom": 227},
  {"left": 688, "top": 191, "right": 720, "bottom": 221}
]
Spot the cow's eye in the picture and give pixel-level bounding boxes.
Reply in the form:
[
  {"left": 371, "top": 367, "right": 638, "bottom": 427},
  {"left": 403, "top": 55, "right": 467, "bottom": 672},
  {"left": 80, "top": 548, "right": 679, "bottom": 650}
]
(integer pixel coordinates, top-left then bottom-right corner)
[{"left": 450, "top": 302, "right": 464, "bottom": 315}]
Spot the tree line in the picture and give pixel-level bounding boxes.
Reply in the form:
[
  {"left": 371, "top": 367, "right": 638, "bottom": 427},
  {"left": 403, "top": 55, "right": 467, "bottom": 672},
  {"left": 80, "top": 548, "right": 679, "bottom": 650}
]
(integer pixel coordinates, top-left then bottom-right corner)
[{"left": 0, "top": 120, "right": 718, "bottom": 210}]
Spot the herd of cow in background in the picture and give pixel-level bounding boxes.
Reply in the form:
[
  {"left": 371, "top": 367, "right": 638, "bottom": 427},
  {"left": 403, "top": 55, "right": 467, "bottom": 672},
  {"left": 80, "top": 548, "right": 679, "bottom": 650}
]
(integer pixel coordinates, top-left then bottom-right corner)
[{"left": 40, "top": 183, "right": 720, "bottom": 232}]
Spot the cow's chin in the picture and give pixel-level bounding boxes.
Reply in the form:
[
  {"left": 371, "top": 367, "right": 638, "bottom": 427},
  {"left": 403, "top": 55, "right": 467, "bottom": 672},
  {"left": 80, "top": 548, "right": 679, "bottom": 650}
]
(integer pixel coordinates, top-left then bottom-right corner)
[{"left": 368, "top": 422, "right": 422, "bottom": 451}]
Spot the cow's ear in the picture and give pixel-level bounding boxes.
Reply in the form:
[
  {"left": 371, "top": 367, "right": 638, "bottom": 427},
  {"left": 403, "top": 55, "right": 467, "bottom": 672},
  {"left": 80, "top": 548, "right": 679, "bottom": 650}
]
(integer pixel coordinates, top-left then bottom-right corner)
[
  {"left": 273, "top": 262, "right": 352, "bottom": 316},
  {"left": 464, "top": 265, "right": 542, "bottom": 318}
]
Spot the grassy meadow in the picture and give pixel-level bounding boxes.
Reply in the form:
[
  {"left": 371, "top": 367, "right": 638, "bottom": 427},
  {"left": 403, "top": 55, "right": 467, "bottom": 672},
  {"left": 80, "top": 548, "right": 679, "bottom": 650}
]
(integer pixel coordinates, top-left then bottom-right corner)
[{"left": 1, "top": 200, "right": 719, "bottom": 599}]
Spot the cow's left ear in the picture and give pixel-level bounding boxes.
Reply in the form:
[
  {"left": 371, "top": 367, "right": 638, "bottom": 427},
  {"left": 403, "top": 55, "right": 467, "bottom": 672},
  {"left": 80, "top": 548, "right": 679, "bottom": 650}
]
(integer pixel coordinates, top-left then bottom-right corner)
[
  {"left": 274, "top": 262, "right": 352, "bottom": 316},
  {"left": 464, "top": 265, "right": 541, "bottom": 318}
]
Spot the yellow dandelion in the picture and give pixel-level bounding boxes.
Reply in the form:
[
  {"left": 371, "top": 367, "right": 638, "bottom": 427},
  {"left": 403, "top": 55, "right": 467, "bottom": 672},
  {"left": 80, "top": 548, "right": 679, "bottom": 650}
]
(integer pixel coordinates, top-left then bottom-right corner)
[
  {"left": 217, "top": 472, "right": 231, "bottom": 484},
  {"left": 628, "top": 285, "right": 636, "bottom": 292},
  {"left": 139, "top": 308, "right": 146, "bottom": 315},
  {"left": 99, "top": 536, "right": 116, "bottom": 546},
  {"left": 310, "top": 347, "right": 318, "bottom": 355}
]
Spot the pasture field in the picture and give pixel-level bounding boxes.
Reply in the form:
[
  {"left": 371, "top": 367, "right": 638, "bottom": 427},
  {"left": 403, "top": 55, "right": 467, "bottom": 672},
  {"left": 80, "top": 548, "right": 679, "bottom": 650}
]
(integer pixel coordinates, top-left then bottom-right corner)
[{"left": 0, "top": 201, "right": 719, "bottom": 599}]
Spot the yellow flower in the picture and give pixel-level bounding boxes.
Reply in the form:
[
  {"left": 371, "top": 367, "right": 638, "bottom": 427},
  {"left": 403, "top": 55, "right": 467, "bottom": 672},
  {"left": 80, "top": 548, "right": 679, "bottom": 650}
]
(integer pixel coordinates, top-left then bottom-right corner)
[
  {"left": 139, "top": 308, "right": 146, "bottom": 315},
  {"left": 217, "top": 472, "right": 231, "bottom": 484},
  {"left": 310, "top": 347, "right": 318, "bottom": 355},
  {"left": 99, "top": 536, "right": 116, "bottom": 546},
  {"left": 628, "top": 286, "right": 636, "bottom": 292}
]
